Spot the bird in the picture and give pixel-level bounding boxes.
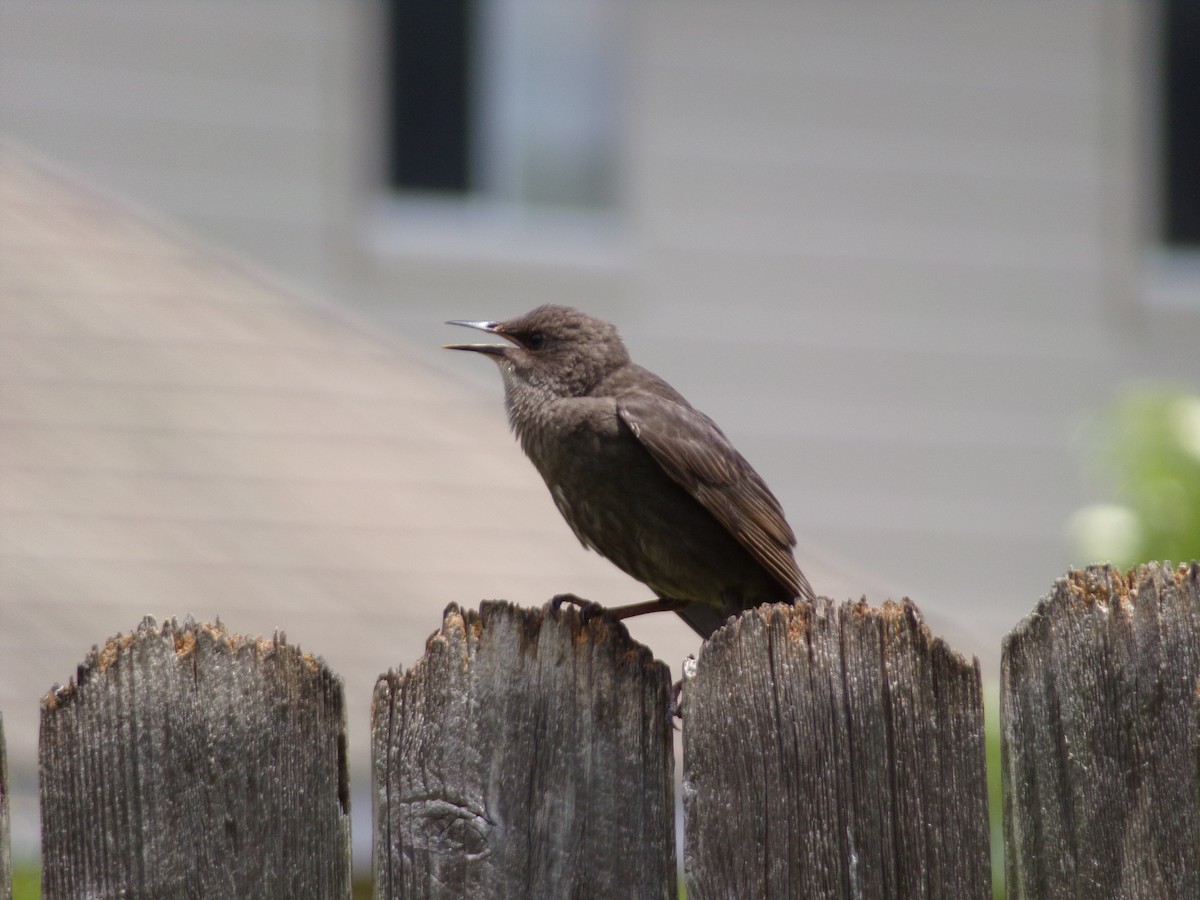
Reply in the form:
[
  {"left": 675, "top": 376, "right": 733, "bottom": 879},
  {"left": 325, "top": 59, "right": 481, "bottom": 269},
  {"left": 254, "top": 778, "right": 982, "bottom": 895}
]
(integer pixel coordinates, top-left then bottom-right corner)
[{"left": 445, "top": 304, "right": 814, "bottom": 639}]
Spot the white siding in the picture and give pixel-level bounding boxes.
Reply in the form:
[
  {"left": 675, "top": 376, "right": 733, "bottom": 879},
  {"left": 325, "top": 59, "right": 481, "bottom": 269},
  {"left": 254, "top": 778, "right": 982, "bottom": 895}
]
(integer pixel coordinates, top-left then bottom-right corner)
[{"left": 0, "top": 0, "right": 361, "bottom": 285}]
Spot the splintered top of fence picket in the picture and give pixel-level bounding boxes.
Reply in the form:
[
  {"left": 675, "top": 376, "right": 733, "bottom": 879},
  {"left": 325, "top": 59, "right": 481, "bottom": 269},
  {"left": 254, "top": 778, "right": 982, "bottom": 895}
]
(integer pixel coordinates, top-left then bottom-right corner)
[
  {"left": 1003, "top": 561, "right": 1200, "bottom": 655},
  {"left": 42, "top": 615, "right": 333, "bottom": 712},
  {"left": 697, "top": 596, "right": 980, "bottom": 676},
  {"left": 383, "top": 599, "right": 670, "bottom": 687}
]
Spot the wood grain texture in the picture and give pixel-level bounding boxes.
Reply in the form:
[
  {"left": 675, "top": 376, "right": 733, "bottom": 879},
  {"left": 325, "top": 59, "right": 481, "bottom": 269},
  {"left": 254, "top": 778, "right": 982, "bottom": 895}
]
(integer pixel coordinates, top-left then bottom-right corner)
[
  {"left": 39, "top": 617, "right": 350, "bottom": 900},
  {"left": 1002, "top": 562, "right": 1200, "bottom": 899},
  {"left": 681, "top": 599, "right": 989, "bottom": 900},
  {"left": 372, "top": 601, "right": 676, "bottom": 900}
]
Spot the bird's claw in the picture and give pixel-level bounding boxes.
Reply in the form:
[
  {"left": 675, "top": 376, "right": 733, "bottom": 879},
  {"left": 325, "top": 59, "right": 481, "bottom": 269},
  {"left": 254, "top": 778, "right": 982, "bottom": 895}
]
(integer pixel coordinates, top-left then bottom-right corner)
[{"left": 550, "top": 593, "right": 610, "bottom": 626}]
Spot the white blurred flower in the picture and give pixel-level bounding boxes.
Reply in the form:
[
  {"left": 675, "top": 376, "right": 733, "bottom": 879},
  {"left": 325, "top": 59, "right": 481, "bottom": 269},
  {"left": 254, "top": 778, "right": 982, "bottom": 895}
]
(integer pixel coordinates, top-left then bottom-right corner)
[
  {"left": 1068, "top": 503, "right": 1142, "bottom": 563},
  {"left": 1170, "top": 397, "right": 1200, "bottom": 462}
]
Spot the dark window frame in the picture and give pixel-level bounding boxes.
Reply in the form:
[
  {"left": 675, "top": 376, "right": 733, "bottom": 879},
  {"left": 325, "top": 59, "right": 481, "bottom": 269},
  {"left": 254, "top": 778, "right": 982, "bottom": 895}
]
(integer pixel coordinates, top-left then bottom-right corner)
[
  {"left": 1162, "top": 0, "right": 1200, "bottom": 247},
  {"left": 385, "top": 0, "right": 474, "bottom": 195}
]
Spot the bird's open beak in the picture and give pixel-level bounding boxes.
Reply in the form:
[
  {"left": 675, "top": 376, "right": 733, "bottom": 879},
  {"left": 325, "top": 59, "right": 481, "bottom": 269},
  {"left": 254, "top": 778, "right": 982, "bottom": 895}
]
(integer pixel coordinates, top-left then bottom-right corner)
[{"left": 443, "top": 320, "right": 513, "bottom": 357}]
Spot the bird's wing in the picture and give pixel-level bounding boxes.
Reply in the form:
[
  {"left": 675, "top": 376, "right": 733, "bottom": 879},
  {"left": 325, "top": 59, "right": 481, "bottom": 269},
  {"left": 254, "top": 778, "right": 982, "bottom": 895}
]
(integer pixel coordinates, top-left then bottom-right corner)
[{"left": 617, "top": 394, "right": 812, "bottom": 601}]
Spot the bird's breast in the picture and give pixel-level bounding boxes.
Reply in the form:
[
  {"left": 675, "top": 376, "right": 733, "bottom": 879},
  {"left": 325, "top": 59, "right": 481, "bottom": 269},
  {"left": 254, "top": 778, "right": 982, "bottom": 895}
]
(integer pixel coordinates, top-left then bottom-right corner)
[{"left": 549, "top": 482, "right": 596, "bottom": 552}]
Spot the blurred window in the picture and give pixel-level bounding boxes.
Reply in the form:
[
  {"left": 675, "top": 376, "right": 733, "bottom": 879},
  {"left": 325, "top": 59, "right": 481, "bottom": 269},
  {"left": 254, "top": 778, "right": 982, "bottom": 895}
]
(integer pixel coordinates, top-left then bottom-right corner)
[
  {"left": 386, "top": 0, "right": 621, "bottom": 212},
  {"left": 1162, "top": 0, "right": 1199, "bottom": 247}
]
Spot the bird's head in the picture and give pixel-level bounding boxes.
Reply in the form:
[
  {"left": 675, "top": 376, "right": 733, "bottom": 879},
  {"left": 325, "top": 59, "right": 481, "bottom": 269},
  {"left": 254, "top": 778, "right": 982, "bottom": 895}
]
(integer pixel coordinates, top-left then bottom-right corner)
[{"left": 445, "top": 305, "right": 631, "bottom": 400}]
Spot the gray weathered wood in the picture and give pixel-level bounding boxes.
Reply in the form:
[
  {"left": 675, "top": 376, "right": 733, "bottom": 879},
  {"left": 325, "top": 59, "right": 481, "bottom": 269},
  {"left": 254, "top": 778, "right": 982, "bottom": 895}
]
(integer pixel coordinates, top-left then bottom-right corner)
[
  {"left": 1, "top": 712, "right": 10, "bottom": 900},
  {"left": 39, "top": 617, "right": 351, "bottom": 900},
  {"left": 372, "top": 601, "right": 676, "bottom": 899},
  {"left": 681, "top": 599, "right": 990, "bottom": 900},
  {"left": 1001, "top": 561, "right": 1200, "bottom": 899}
]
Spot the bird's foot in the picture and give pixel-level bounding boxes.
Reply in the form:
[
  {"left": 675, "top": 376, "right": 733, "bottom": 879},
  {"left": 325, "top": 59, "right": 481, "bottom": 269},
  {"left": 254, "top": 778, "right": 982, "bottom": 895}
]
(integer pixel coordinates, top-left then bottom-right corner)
[
  {"left": 551, "top": 594, "right": 689, "bottom": 626},
  {"left": 550, "top": 593, "right": 610, "bottom": 626}
]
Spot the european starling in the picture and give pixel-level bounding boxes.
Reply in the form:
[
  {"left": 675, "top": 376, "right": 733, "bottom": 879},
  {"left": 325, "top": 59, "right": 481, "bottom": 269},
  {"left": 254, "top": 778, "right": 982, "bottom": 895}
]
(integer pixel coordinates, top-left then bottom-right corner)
[{"left": 445, "top": 304, "right": 814, "bottom": 638}]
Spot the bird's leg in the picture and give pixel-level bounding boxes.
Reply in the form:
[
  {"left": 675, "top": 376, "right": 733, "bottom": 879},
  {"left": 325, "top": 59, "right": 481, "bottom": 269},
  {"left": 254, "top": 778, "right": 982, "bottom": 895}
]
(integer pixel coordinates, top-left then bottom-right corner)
[
  {"left": 605, "top": 596, "right": 689, "bottom": 621},
  {"left": 550, "top": 593, "right": 688, "bottom": 625}
]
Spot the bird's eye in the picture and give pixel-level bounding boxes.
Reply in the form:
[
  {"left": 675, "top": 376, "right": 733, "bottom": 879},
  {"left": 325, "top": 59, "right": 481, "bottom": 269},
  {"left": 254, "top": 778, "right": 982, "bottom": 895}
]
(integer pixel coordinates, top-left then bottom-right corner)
[{"left": 526, "top": 332, "right": 546, "bottom": 350}]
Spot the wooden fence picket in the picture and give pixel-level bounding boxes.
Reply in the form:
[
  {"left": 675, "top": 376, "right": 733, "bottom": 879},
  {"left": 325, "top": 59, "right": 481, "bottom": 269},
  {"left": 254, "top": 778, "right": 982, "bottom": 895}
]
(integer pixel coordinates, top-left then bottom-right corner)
[
  {"left": 371, "top": 601, "right": 677, "bottom": 899},
  {"left": 681, "top": 599, "right": 991, "bottom": 900},
  {"left": 38, "top": 617, "right": 350, "bottom": 900},
  {"left": 1002, "top": 561, "right": 1200, "bottom": 899}
]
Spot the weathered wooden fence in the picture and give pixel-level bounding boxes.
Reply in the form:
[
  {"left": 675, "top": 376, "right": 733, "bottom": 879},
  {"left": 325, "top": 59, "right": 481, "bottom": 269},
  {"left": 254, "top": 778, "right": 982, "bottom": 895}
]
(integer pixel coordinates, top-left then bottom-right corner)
[{"left": 0, "top": 561, "right": 1197, "bottom": 898}]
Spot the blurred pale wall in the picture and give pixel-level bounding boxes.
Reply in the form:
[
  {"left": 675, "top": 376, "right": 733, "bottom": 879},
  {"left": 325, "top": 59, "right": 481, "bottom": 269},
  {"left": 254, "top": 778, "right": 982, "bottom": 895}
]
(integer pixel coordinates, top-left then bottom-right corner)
[{"left": 2, "top": 0, "right": 1198, "bottom": 841}]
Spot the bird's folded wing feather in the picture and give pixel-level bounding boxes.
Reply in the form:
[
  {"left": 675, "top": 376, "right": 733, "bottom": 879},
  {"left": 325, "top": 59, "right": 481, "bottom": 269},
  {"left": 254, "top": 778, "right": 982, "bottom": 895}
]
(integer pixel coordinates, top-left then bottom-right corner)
[{"left": 617, "top": 394, "right": 811, "bottom": 600}]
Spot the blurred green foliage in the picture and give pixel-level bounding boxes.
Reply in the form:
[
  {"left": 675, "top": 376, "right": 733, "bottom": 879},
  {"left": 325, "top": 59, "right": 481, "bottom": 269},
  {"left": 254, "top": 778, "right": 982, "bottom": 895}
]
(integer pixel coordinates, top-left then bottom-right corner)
[
  {"left": 985, "top": 684, "right": 1004, "bottom": 900},
  {"left": 11, "top": 864, "right": 39, "bottom": 899},
  {"left": 1071, "top": 388, "right": 1200, "bottom": 566}
]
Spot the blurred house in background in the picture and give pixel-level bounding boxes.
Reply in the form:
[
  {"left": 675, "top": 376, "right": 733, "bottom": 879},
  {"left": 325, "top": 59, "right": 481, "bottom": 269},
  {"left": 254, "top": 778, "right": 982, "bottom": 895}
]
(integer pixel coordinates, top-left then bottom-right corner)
[{"left": 1, "top": 0, "right": 1198, "bottom": 862}]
